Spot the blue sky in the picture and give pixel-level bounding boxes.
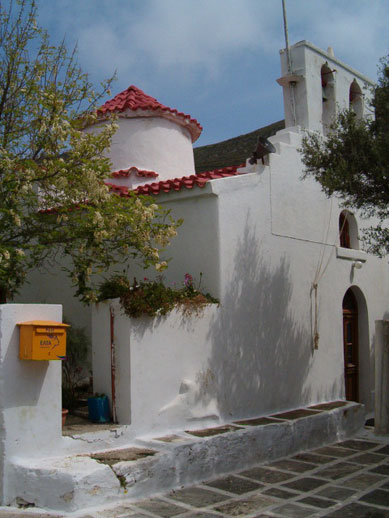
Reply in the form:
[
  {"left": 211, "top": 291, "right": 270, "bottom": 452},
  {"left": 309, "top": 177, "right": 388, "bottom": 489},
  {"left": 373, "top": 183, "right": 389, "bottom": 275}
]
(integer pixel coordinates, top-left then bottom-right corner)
[{"left": 35, "top": 0, "right": 389, "bottom": 147}]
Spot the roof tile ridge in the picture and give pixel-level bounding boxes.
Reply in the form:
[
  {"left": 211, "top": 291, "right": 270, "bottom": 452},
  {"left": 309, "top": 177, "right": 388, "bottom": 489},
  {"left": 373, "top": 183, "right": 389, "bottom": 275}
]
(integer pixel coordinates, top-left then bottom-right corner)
[{"left": 111, "top": 166, "right": 159, "bottom": 178}]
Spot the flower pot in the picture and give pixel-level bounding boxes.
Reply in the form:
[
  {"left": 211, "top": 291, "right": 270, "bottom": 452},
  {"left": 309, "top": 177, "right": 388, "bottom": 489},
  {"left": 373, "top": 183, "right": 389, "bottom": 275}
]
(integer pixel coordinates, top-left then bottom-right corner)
[
  {"left": 62, "top": 408, "right": 69, "bottom": 427},
  {"left": 87, "top": 395, "right": 110, "bottom": 423}
]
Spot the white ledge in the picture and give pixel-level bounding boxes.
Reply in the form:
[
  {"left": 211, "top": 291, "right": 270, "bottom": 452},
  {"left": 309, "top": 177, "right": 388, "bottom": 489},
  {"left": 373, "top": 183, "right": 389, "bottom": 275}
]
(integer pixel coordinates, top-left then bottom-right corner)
[{"left": 336, "top": 247, "right": 368, "bottom": 262}]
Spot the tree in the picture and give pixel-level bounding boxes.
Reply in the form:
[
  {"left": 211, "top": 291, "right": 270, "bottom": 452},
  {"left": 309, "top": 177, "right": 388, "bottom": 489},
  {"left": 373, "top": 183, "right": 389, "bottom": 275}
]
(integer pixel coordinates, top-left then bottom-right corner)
[
  {"left": 0, "top": 0, "right": 178, "bottom": 303},
  {"left": 301, "top": 56, "right": 389, "bottom": 256}
]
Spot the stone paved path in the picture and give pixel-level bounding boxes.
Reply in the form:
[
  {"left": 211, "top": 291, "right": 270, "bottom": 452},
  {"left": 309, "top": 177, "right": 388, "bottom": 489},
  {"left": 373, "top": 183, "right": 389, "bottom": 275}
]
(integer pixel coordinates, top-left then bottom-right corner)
[{"left": 2, "top": 428, "right": 389, "bottom": 518}]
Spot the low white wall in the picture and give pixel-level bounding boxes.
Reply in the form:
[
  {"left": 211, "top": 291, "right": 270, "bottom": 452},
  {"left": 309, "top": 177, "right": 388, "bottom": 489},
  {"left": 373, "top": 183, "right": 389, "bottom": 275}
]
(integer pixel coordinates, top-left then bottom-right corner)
[
  {"left": 94, "top": 293, "right": 366, "bottom": 439},
  {"left": 92, "top": 300, "right": 219, "bottom": 436},
  {"left": 0, "top": 304, "right": 63, "bottom": 504}
]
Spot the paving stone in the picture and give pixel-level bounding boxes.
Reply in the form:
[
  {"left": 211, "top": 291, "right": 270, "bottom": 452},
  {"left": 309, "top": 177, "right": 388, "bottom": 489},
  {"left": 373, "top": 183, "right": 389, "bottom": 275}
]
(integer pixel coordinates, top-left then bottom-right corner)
[
  {"left": 336, "top": 440, "right": 380, "bottom": 451},
  {"left": 270, "top": 409, "right": 320, "bottom": 420},
  {"left": 296, "top": 495, "right": 336, "bottom": 509},
  {"left": 213, "top": 494, "right": 276, "bottom": 516},
  {"left": 90, "top": 447, "right": 156, "bottom": 465},
  {"left": 261, "top": 486, "right": 298, "bottom": 499},
  {"left": 93, "top": 513, "right": 147, "bottom": 518},
  {"left": 266, "top": 459, "right": 316, "bottom": 473},
  {"left": 292, "top": 452, "right": 336, "bottom": 464},
  {"left": 309, "top": 401, "right": 348, "bottom": 411},
  {"left": 0, "top": 515, "right": 64, "bottom": 518},
  {"left": 282, "top": 477, "right": 327, "bottom": 492},
  {"left": 233, "top": 417, "right": 281, "bottom": 426},
  {"left": 204, "top": 475, "right": 262, "bottom": 495},
  {"left": 314, "top": 461, "right": 361, "bottom": 480},
  {"left": 185, "top": 425, "right": 240, "bottom": 438},
  {"left": 371, "top": 464, "right": 389, "bottom": 476},
  {"left": 324, "top": 501, "right": 389, "bottom": 517},
  {"left": 109, "top": 507, "right": 150, "bottom": 518},
  {"left": 270, "top": 502, "right": 314, "bottom": 517},
  {"left": 154, "top": 435, "right": 189, "bottom": 443},
  {"left": 180, "top": 513, "right": 222, "bottom": 518},
  {"left": 169, "top": 487, "right": 228, "bottom": 507},
  {"left": 376, "top": 445, "right": 389, "bottom": 455},
  {"left": 316, "top": 484, "right": 357, "bottom": 500},
  {"left": 134, "top": 498, "right": 187, "bottom": 517},
  {"left": 312, "top": 446, "right": 356, "bottom": 458},
  {"left": 360, "top": 489, "right": 389, "bottom": 507},
  {"left": 238, "top": 466, "right": 294, "bottom": 484},
  {"left": 351, "top": 452, "right": 388, "bottom": 464},
  {"left": 98, "top": 504, "right": 134, "bottom": 515},
  {"left": 342, "top": 472, "right": 385, "bottom": 490}
]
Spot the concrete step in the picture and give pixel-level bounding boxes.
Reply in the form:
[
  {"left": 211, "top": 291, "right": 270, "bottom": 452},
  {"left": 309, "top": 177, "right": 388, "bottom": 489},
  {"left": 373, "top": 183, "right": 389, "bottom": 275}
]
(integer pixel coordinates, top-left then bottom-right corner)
[{"left": 8, "top": 401, "right": 365, "bottom": 513}]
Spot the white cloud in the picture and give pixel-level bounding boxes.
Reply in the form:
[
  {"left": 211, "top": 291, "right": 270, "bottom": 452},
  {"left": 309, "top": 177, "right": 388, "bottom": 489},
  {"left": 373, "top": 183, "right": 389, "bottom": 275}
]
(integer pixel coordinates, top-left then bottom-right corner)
[
  {"left": 286, "top": 0, "right": 389, "bottom": 78},
  {"left": 130, "top": 0, "right": 281, "bottom": 73},
  {"left": 76, "top": 23, "right": 135, "bottom": 78},
  {"left": 36, "top": 0, "right": 388, "bottom": 84}
]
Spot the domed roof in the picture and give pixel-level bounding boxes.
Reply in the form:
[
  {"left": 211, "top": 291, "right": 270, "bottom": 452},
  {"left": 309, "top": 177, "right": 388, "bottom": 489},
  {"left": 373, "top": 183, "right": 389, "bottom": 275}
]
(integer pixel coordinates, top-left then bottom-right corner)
[{"left": 98, "top": 85, "right": 202, "bottom": 142}]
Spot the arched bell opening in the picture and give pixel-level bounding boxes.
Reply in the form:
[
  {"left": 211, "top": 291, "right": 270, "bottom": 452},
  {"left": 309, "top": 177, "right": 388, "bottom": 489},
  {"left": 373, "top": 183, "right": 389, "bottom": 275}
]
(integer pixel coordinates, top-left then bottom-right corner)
[
  {"left": 321, "top": 63, "right": 335, "bottom": 133},
  {"left": 349, "top": 80, "right": 363, "bottom": 118}
]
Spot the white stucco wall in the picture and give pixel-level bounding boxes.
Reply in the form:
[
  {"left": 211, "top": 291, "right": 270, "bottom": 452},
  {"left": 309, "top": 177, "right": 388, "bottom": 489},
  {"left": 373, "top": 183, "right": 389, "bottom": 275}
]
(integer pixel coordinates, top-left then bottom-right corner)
[
  {"left": 86, "top": 116, "right": 196, "bottom": 186},
  {"left": 208, "top": 127, "right": 385, "bottom": 417},
  {"left": 0, "top": 304, "right": 63, "bottom": 503}
]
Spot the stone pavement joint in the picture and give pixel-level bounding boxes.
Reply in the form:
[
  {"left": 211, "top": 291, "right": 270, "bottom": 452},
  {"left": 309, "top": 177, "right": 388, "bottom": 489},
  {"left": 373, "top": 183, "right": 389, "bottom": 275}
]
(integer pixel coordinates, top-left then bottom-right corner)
[{"left": 0, "top": 427, "right": 388, "bottom": 518}]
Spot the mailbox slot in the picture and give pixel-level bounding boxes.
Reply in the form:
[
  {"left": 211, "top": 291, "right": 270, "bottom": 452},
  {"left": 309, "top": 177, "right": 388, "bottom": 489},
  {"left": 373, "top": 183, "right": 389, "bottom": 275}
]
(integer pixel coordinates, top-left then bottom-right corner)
[{"left": 18, "top": 320, "right": 69, "bottom": 361}]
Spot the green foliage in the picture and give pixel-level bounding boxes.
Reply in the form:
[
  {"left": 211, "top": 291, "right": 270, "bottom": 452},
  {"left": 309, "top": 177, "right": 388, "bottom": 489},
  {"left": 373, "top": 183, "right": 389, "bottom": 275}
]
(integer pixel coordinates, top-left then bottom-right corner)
[
  {"left": 98, "top": 273, "right": 219, "bottom": 318},
  {"left": 300, "top": 56, "right": 389, "bottom": 256},
  {"left": 0, "top": 0, "right": 178, "bottom": 302},
  {"left": 62, "top": 320, "right": 89, "bottom": 411}
]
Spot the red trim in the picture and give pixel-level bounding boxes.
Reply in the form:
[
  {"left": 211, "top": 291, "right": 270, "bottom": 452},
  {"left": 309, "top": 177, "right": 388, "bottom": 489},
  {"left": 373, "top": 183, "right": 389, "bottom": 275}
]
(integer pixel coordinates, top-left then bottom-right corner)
[
  {"left": 111, "top": 166, "right": 159, "bottom": 179},
  {"left": 98, "top": 85, "right": 202, "bottom": 141},
  {"left": 105, "top": 165, "right": 245, "bottom": 197}
]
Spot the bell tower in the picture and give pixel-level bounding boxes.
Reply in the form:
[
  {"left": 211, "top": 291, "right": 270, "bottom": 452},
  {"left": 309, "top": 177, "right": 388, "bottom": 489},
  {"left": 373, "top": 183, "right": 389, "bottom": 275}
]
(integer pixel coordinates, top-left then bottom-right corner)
[{"left": 277, "top": 40, "right": 374, "bottom": 133}]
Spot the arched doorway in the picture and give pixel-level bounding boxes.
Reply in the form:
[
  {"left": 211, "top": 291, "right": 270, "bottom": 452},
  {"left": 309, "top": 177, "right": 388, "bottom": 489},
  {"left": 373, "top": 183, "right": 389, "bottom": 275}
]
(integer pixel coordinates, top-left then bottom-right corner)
[{"left": 343, "top": 289, "right": 359, "bottom": 401}]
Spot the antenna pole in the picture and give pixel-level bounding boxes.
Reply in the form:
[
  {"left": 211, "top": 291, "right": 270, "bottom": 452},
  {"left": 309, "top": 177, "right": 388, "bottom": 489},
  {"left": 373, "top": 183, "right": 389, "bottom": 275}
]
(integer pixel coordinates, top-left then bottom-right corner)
[
  {"left": 282, "top": 0, "right": 292, "bottom": 73},
  {"left": 281, "top": 0, "right": 297, "bottom": 126}
]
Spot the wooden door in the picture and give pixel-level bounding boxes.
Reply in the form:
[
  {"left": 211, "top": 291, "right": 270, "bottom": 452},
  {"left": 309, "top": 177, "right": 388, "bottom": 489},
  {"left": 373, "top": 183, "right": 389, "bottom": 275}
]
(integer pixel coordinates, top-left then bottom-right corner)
[{"left": 343, "top": 290, "right": 359, "bottom": 401}]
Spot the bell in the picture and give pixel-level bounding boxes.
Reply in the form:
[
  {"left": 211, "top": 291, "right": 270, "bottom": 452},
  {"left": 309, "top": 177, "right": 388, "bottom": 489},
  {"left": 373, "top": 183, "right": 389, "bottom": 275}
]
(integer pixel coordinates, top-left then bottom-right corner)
[{"left": 249, "top": 137, "right": 276, "bottom": 164}]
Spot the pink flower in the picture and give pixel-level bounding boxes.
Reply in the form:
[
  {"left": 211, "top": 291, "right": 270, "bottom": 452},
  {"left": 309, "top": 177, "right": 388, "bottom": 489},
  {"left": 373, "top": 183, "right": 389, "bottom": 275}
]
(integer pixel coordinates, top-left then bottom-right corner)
[{"left": 184, "top": 273, "right": 193, "bottom": 287}]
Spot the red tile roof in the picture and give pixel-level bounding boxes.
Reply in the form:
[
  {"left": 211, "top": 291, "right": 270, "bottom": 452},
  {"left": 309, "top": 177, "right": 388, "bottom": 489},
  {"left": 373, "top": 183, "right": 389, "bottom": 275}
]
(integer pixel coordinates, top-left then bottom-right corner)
[
  {"left": 111, "top": 166, "right": 159, "bottom": 179},
  {"left": 105, "top": 165, "right": 245, "bottom": 197},
  {"left": 98, "top": 85, "right": 202, "bottom": 142}
]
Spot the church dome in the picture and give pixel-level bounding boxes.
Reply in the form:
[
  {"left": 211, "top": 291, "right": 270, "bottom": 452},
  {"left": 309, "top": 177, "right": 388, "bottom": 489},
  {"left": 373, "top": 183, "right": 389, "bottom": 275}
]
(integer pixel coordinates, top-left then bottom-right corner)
[{"left": 89, "top": 85, "right": 202, "bottom": 188}]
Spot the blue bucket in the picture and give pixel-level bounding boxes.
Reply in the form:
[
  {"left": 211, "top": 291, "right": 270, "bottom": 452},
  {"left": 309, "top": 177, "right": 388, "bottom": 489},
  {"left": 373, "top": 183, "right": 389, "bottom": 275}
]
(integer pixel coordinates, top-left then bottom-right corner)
[{"left": 87, "top": 395, "right": 110, "bottom": 423}]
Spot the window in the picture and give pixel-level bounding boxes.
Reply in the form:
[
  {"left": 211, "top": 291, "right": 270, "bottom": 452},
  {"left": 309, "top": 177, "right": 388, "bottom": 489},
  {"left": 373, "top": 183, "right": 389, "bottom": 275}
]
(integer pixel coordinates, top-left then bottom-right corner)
[
  {"left": 339, "top": 210, "right": 359, "bottom": 249},
  {"left": 339, "top": 212, "right": 350, "bottom": 248}
]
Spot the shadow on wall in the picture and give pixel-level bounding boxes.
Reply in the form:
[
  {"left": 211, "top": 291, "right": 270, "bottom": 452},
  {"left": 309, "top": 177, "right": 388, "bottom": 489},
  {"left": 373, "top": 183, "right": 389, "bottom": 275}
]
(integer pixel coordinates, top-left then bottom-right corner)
[{"left": 205, "top": 217, "right": 314, "bottom": 420}]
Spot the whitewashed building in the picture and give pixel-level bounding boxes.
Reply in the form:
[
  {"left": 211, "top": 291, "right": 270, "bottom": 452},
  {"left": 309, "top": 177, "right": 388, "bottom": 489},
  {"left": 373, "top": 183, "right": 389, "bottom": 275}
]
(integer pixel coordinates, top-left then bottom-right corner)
[{"left": 18, "top": 40, "right": 388, "bottom": 432}]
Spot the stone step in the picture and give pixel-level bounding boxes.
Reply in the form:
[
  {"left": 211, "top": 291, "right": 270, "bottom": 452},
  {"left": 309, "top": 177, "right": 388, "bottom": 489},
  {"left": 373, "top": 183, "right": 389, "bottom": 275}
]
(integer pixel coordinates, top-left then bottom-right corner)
[{"left": 8, "top": 401, "right": 365, "bottom": 513}]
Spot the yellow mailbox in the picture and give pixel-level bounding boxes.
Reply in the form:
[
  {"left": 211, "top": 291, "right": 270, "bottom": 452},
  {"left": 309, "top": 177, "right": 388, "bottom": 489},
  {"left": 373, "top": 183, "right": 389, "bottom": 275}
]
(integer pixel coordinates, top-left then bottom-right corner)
[{"left": 18, "top": 320, "right": 69, "bottom": 361}]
